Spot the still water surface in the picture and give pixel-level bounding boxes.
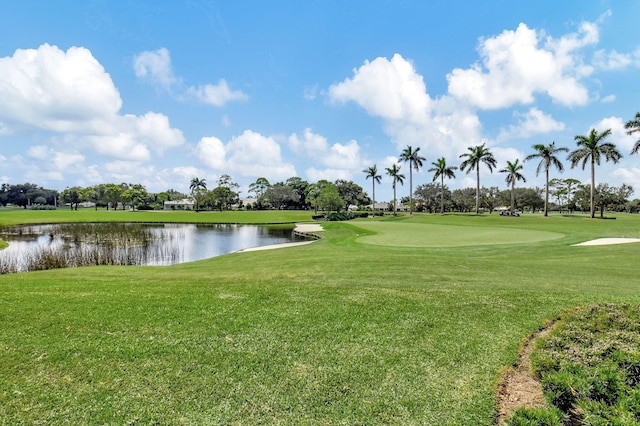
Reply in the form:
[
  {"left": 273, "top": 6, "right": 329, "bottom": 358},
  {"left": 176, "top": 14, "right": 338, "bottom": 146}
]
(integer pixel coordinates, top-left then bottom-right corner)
[{"left": 0, "top": 223, "right": 304, "bottom": 272}]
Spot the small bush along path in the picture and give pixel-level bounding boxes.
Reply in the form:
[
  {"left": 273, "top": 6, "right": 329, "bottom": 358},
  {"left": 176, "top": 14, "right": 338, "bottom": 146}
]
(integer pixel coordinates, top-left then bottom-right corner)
[{"left": 505, "top": 304, "right": 640, "bottom": 425}]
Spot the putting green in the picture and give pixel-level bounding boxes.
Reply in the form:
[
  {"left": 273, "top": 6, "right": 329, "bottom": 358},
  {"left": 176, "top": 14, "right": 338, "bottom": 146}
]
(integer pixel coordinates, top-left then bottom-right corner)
[{"left": 354, "top": 221, "right": 564, "bottom": 247}]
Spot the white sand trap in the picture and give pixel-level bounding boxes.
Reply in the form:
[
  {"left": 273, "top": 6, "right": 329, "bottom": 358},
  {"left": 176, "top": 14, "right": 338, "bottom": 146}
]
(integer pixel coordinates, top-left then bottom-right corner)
[
  {"left": 238, "top": 241, "right": 317, "bottom": 252},
  {"left": 236, "top": 223, "right": 323, "bottom": 252},
  {"left": 293, "top": 223, "right": 324, "bottom": 233},
  {"left": 573, "top": 238, "right": 640, "bottom": 246}
]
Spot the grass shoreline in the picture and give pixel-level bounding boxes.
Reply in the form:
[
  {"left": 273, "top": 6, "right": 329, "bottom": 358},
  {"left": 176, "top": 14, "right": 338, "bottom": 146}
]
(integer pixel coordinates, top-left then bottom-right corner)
[{"left": 2, "top": 210, "right": 640, "bottom": 424}]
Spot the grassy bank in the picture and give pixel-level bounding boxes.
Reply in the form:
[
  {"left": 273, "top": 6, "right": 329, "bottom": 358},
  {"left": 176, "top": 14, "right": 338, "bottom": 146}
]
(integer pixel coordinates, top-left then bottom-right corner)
[
  {"left": 0, "top": 207, "right": 314, "bottom": 226},
  {"left": 1, "top": 210, "right": 640, "bottom": 424}
]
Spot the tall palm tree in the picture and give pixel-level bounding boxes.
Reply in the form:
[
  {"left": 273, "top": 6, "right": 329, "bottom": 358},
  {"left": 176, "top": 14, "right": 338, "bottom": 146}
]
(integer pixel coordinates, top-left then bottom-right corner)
[
  {"left": 624, "top": 112, "right": 640, "bottom": 154},
  {"left": 567, "top": 128, "right": 622, "bottom": 218},
  {"left": 499, "top": 159, "right": 526, "bottom": 214},
  {"left": 399, "top": 146, "right": 426, "bottom": 215},
  {"left": 459, "top": 143, "right": 497, "bottom": 214},
  {"left": 189, "top": 177, "right": 207, "bottom": 212},
  {"left": 428, "top": 157, "right": 457, "bottom": 214},
  {"left": 363, "top": 165, "right": 382, "bottom": 213},
  {"left": 385, "top": 163, "right": 405, "bottom": 216},
  {"left": 524, "top": 142, "right": 569, "bottom": 217}
]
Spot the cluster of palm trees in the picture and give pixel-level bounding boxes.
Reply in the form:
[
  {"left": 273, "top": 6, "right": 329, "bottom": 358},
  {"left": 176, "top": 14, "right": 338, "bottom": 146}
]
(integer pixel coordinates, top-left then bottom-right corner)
[{"left": 364, "top": 112, "right": 640, "bottom": 218}]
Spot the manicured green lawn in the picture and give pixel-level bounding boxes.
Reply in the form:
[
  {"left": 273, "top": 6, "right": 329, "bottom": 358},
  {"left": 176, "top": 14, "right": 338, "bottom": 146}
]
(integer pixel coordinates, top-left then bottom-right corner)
[
  {"left": 0, "top": 207, "right": 315, "bottom": 226},
  {"left": 1, "top": 210, "right": 640, "bottom": 424}
]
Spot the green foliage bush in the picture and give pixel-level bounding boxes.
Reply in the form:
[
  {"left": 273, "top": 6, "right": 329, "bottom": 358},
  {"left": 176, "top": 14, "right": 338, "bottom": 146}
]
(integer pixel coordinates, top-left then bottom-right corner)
[
  {"left": 326, "top": 211, "right": 355, "bottom": 221},
  {"left": 524, "top": 304, "right": 640, "bottom": 423},
  {"left": 542, "top": 368, "right": 592, "bottom": 413},
  {"left": 28, "top": 205, "right": 56, "bottom": 210},
  {"left": 506, "top": 406, "right": 565, "bottom": 425},
  {"left": 313, "top": 211, "right": 356, "bottom": 221}
]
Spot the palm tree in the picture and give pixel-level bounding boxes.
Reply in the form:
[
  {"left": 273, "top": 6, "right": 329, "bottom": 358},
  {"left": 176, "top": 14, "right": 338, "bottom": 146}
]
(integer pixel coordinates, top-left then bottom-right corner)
[
  {"left": 399, "top": 146, "right": 426, "bottom": 215},
  {"left": 524, "top": 142, "right": 569, "bottom": 217},
  {"left": 567, "top": 128, "right": 622, "bottom": 218},
  {"left": 459, "top": 143, "right": 497, "bottom": 214},
  {"left": 499, "top": 159, "right": 526, "bottom": 214},
  {"left": 428, "top": 157, "right": 457, "bottom": 214},
  {"left": 624, "top": 112, "right": 640, "bottom": 154},
  {"left": 189, "top": 177, "right": 207, "bottom": 212},
  {"left": 363, "top": 165, "right": 382, "bottom": 213},
  {"left": 385, "top": 163, "right": 405, "bottom": 216}
]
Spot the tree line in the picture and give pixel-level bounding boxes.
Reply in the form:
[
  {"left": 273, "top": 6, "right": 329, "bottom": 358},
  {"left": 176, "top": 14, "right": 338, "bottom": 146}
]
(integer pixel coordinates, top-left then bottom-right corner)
[
  {"left": 3, "top": 113, "right": 640, "bottom": 216},
  {"left": 363, "top": 112, "right": 640, "bottom": 218}
]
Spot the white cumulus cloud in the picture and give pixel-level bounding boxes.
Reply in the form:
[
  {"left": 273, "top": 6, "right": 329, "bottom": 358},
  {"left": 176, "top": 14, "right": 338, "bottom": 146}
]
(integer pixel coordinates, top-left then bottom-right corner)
[
  {"left": 134, "top": 47, "right": 247, "bottom": 107},
  {"left": 288, "top": 128, "right": 366, "bottom": 181},
  {"left": 186, "top": 79, "right": 248, "bottom": 106},
  {"left": 497, "top": 108, "right": 565, "bottom": 142},
  {"left": 329, "top": 53, "right": 431, "bottom": 124},
  {"left": 0, "top": 43, "right": 122, "bottom": 133},
  {"left": 133, "top": 47, "right": 177, "bottom": 88},
  {"left": 196, "top": 130, "right": 296, "bottom": 182},
  {"left": 447, "top": 21, "right": 597, "bottom": 109}
]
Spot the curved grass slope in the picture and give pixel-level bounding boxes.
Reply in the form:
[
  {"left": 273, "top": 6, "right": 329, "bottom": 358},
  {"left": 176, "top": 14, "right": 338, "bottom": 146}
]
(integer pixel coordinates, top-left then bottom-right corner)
[
  {"left": 354, "top": 221, "right": 564, "bottom": 247},
  {"left": 2, "top": 211, "right": 640, "bottom": 424}
]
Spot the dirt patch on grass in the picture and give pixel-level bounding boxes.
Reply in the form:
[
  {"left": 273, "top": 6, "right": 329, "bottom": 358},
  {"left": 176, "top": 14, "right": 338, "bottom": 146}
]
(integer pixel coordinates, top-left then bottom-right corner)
[{"left": 495, "top": 320, "right": 559, "bottom": 425}]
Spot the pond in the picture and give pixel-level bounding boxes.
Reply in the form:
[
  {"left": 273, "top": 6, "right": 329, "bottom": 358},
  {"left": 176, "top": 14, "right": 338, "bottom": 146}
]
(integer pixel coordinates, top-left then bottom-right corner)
[{"left": 0, "top": 223, "right": 307, "bottom": 273}]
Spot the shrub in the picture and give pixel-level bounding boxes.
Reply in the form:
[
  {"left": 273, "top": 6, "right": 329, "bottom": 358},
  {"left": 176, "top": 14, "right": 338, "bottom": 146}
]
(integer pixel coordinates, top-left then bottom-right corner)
[
  {"left": 506, "top": 406, "right": 565, "bottom": 425},
  {"left": 29, "top": 205, "right": 56, "bottom": 210},
  {"left": 530, "top": 304, "right": 640, "bottom": 423},
  {"left": 589, "top": 363, "right": 625, "bottom": 405},
  {"left": 326, "top": 211, "right": 355, "bottom": 221},
  {"left": 542, "top": 368, "right": 591, "bottom": 413},
  {"left": 313, "top": 211, "right": 356, "bottom": 221}
]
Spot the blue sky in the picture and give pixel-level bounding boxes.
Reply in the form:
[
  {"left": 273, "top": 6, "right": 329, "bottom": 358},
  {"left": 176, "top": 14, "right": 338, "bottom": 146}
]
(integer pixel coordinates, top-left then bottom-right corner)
[{"left": 1, "top": 0, "right": 640, "bottom": 202}]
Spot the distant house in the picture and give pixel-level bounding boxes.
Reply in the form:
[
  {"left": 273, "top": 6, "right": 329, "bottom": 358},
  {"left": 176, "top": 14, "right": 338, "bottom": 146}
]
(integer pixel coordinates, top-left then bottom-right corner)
[
  {"left": 163, "top": 199, "right": 195, "bottom": 210},
  {"left": 240, "top": 198, "right": 258, "bottom": 208},
  {"left": 370, "top": 202, "right": 391, "bottom": 211}
]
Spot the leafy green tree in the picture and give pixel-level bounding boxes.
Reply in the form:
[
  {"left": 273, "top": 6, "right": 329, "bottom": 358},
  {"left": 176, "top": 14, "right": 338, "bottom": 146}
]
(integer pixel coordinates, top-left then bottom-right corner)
[
  {"left": 515, "top": 187, "right": 546, "bottom": 213},
  {"left": 209, "top": 186, "right": 239, "bottom": 211},
  {"left": 335, "top": 179, "right": 369, "bottom": 210},
  {"left": 525, "top": 142, "right": 569, "bottom": 217},
  {"left": 459, "top": 143, "right": 497, "bottom": 214},
  {"left": 499, "top": 159, "right": 526, "bottom": 214},
  {"left": 60, "top": 186, "right": 83, "bottom": 210},
  {"left": 263, "top": 184, "right": 299, "bottom": 209},
  {"left": 317, "top": 183, "right": 344, "bottom": 212},
  {"left": 428, "top": 157, "right": 457, "bottom": 214},
  {"left": 121, "top": 185, "right": 149, "bottom": 211},
  {"left": 284, "top": 177, "right": 310, "bottom": 209},
  {"left": 624, "top": 112, "right": 640, "bottom": 154},
  {"left": 363, "top": 165, "right": 382, "bottom": 212},
  {"left": 399, "top": 146, "right": 425, "bottom": 215},
  {"left": 593, "top": 183, "right": 634, "bottom": 217},
  {"left": 385, "top": 163, "right": 405, "bottom": 216},
  {"left": 248, "top": 177, "right": 271, "bottom": 199},
  {"left": 103, "top": 183, "right": 123, "bottom": 210},
  {"left": 451, "top": 188, "right": 476, "bottom": 212},
  {"left": 414, "top": 182, "right": 444, "bottom": 213},
  {"left": 189, "top": 177, "right": 207, "bottom": 212},
  {"left": 549, "top": 178, "right": 568, "bottom": 212},
  {"left": 568, "top": 128, "right": 622, "bottom": 218},
  {"left": 481, "top": 186, "right": 501, "bottom": 213},
  {"left": 217, "top": 174, "right": 239, "bottom": 191}
]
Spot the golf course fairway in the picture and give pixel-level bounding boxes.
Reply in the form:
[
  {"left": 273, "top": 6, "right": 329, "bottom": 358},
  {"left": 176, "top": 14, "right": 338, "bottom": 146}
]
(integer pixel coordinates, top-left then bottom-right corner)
[{"left": 2, "top": 210, "right": 640, "bottom": 424}]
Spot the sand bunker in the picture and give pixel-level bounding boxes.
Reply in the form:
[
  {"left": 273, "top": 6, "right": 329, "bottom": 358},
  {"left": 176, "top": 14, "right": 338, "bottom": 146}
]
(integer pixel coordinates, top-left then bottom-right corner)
[
  {"left": 237, "top": 223, "right": 323, "bottom": 252},
  {"left": 573, "top": 238, "right": 640, "bottom": 246},
  {"left": 292, "top": 223, "right": 324, "bottom": 233}
]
